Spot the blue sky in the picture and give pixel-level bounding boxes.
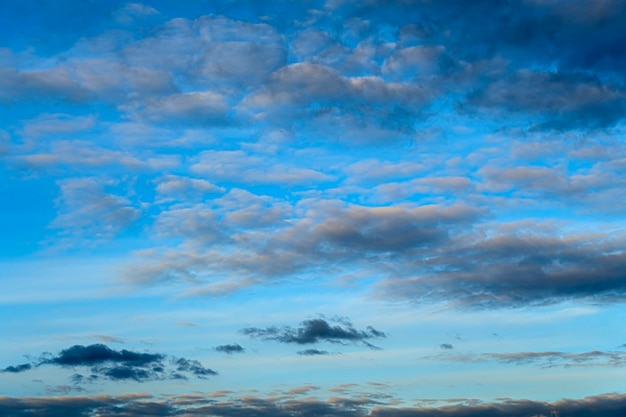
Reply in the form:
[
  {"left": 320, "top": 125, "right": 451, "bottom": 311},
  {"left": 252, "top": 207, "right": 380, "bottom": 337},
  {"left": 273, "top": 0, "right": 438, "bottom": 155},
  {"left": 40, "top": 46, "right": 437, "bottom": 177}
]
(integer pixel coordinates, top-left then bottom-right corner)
[{"left": 1, "top": 0, "right": 626, "bottom": 415}]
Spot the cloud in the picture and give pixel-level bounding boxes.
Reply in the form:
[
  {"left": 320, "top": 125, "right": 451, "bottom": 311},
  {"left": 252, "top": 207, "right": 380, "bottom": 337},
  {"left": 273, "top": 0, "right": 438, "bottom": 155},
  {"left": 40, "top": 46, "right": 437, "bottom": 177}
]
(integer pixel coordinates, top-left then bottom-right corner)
[
  {"left": 2, "top": 363, "right": 31, "bottom": 373},
  {"left": 375, "top": 228, "right": 626, "bottom": 308},
  {"left": 49, "top": 177, "right": 141, "bottom": 241},
  {"left": 241, "top": 61, "right": 435, "bottom": 143},
  {"left": 242, "top": 317, "right": 386, "bottom": 349},
  {"left": 297, "top": 349, "right": 331, "bottom": 356},
  {"left": 113, "top": 3, "right": 159, "bottom": 25},
  {"left": 466, "top": 70, "right": 626, "bottom": 130},
  {"left": 439, "top": 344, "right": 454, "bottom": 350},
  {"left": 125, "top": 200, "right": 484, "bottom": 291},
  {"left": 486, "top": 350, "right": 626, "bottom": 368},
  {"left": 121, "top": 14, "right": 286, "bottom": 89},
  {"left": 425, "top": 349, "right": 626, "bottom": 368},
  {"left": 19, "top": 113, "right": 96, "bottom": 139},
  {"left": 92, "top": 334, "right": 125, "bottom": 344},
  {"left": 173, "top": 358, "right": 218, "bottom": 378},
  {"left": 45, "top": 384, "right": 86, "bottom": 395},
  {"left": 214, "top": 344, "right": 245, "bottom": 354},
  {"left": 2, "top": 344, "right": 216, "bottom": 383},
  {"left": 190, "top": 150, "right": 333, "bottom": 185},
  {"left": 154, "top": 175, "right": 224, "bottom": 203},
  {"left": 1, "top": 392, "right": 626, "bottom": 417},
  {"left": 138, "top": 91, "right": 230, "bottom": 126},
  {"left": 43, "top": 344, "right": 164, "bottom": 367}
]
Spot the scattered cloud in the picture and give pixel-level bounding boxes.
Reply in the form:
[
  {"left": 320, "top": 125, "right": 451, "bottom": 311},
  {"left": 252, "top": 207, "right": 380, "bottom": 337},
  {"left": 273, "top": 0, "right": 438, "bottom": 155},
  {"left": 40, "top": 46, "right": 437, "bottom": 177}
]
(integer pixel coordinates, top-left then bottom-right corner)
[
  {"left": 2, "top": 363, "right": 32, "bottom": 373},
  {"left": 242, "top": 317, "right": 386, "bottom": 349},
  {"left": 49, "top": 177, "right": 141, "bottom": 242},
  {"left": 172, "top": 358, "right": 217, "bottom": 379},
  {"left": 2, "top": 344, "right": 216, "bottom": 384},
  {"left": 214, "top": 344, "right": 245, "bottom": 354},
  {"left": 297, "top": 349, "right": 331, "bottom": 356}
]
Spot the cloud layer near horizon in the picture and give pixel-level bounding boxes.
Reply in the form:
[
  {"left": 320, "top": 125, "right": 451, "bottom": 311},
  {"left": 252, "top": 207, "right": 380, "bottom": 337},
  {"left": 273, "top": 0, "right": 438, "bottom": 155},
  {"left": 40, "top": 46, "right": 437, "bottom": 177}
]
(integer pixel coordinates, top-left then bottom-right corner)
[{"left": 1, "top": 392, "right": 626, "bottom": 417}]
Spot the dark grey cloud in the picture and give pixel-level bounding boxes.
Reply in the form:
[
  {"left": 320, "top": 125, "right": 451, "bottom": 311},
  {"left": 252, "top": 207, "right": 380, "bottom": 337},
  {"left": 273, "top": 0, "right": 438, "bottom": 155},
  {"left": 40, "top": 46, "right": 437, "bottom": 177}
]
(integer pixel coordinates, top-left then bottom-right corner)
[
  {"left": 214, "top": 344, "right": 245, "bottom": 354},
  {"left": 1, "top": 392, "right": 626, "bottom": 417},
  {"left": 238, "top": 203, "right": 485, "bottom": 278},
  {"left": 173, "top": 357, "right": 218, "bottom": 378},
  {"left": 3, "top": 344, "right": 216, "bottom": 384},
  {"left": 242, "top": 318, "right": 386, "bottom": 349},
  {"left": 4, "top": 0, "right": 626, "bottom": 148},
  {"left": 298, "top": 349, "right": 331, "bottom": 356},
  {"left": 376, "top": 232, "right": 626, "bottom": 308},
  {"left": 465, "top": 70, "right": 626, "bottom": 130},
  {"left": 340, "top": 0, "right": 626, "bottom": 74},
  {"left": 2, "top": 363, "right": 32, "bottom": 373},
  {"left": 41, "top": 344, "right": 164, "bottom": 367},
  {"left": 324, "top": 0, "right": 626, "bottom": 131},
  {"left": 439, "top": 344, "right": 454, "bottom": 350},
  {"left": 241, "top": 61, "right": 435, "bottom": 143}
]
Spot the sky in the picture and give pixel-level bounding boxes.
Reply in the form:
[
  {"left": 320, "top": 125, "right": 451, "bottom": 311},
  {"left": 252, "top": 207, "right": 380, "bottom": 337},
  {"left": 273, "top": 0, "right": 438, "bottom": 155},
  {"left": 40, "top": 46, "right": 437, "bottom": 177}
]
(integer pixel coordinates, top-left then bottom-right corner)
[{"left": 1, "top": 0, "right": 626, "bottom": 416}]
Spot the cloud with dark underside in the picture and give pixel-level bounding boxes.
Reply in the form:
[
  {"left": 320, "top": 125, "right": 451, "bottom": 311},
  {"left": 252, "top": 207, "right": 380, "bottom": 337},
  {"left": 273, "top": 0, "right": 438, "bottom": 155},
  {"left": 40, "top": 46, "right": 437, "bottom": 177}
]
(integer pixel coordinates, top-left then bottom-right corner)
[
  {"left": 2, "top": 363, "right": 32, "bottom": 373},
  {"left": 2, "top": 344, "right": 216, "bottom": 383},
  {"left": 465, "top": 70, "right": 626, "bottom": 130},
  {"left": 375, "top": 231, "right": 626, "bottom": 309},
  {"left": 440, "top": 344, "right": 454, "bottom": 350},
  {"left": 214, "top": 344, "right": 245, "bottom": 354},
  {"left": 1, "top": 392, "right": 626, "bottom": 417},
  {"left": 242, "top": 318, "right": 386, "bottom": 350},
  {"left": 40, "top": 344, "right": 164, "bottom": 367}
]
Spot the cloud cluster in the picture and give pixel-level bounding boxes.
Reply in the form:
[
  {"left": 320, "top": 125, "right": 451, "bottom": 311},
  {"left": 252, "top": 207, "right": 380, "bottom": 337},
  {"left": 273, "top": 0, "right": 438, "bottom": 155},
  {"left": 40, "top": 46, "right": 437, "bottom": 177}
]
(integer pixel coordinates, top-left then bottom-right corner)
[
  {"left": 128, "top": 198, "right": 626, "bottom": 308},
  {"left": 3, "top": 0, "right": 626, "bottom": 313},
  {"left": 2, "top": 344, "right": 216, "bottom": 383},
  {"left": 126, "top": 202, "right": 484, "bottom": 287}
]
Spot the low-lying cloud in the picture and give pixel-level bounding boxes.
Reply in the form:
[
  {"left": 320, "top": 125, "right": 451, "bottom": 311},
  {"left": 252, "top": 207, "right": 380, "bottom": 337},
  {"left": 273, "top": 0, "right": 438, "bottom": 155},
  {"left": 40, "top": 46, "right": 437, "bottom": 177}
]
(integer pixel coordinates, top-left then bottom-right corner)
[
  {"left": 1, "top": 391, "right": 626, "bottom": 417},
  {"left": 2, "top": 344, "right": 217, "bottom": 383},
  {"left": 426, "top": 349, "right": 626, "bottom": 368}
]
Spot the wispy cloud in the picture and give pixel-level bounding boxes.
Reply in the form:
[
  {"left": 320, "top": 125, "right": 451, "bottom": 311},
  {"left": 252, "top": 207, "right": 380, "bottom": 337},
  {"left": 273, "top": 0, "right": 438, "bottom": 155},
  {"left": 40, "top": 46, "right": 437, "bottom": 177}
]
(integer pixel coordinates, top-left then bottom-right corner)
[{"left": 426, "top": 349, "right": 626, "bottom": 368}]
